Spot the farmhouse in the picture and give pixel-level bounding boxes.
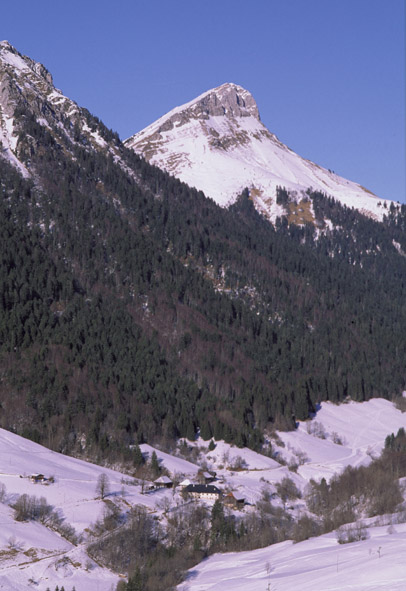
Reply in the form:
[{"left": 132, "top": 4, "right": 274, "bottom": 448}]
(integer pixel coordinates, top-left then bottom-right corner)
[
  {"left": 183, "top": 484, "right": 222, "bottom": 500},
  {"left": 154, "top": 475, "right": 173, "bottom": 489},
  {"left": 223, "top": 491, "right": 245, "bottom": 509}
]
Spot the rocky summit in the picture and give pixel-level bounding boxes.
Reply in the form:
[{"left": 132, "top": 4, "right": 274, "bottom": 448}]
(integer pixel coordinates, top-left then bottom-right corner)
[{"left": 126, "top": 83, "right": 391, "bottom": 221}]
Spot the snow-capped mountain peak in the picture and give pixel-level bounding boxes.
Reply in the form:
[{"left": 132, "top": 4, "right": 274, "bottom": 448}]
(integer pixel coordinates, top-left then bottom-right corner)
[
  {"left": 0, "top": 40, "right": 53, "bottom": 84},
  {"left": 126, "top": 83, "right": 392, "bottom": 221},
  {"left": 172, "top": 82, "right": 261, "bottom": 121}
]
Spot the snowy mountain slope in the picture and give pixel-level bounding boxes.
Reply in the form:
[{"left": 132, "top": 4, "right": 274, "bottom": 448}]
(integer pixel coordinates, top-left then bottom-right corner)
[
  {"left": 0, "top": 501, "right": 117, "bottom": 591},
  {"left": 0, "top": 429, "right": 183, "bottom": 590},
  {"left": 183, "top": 398, "right": 406, "bottom": 506},
  {"left": 126, "top": 83, "right": 392, "bottom": 221},
  {"left": 178, "top": 523, "right": 406, "bottom": 591},
  {"left": 177, "top": 399, "right": 406, "bottom": 591},
  {"left": 140, "top": 443, "right": 200, "bottom": 476}
]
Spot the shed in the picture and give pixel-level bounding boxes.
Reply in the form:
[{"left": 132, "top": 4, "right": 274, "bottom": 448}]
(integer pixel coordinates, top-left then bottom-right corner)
[
  {"left": 154, "top": 475, "right": 173, "bottom": 489},
  {"left": 224, "top": 491, "right": 245, "bottom": 509}
]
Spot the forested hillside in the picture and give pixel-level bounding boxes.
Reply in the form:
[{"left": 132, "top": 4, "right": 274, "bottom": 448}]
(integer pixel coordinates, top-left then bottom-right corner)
[{"left": 1, "top": 99, "right": 406, "bottom": 461}]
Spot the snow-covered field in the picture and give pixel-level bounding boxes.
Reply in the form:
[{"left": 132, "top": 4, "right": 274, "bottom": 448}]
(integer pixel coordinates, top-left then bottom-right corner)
[
  {"left": 0, "top": 397, "right": 405, "bottom": 590},
  {"left": 178, "top": 522, "right": 406, "bottom": 591}
]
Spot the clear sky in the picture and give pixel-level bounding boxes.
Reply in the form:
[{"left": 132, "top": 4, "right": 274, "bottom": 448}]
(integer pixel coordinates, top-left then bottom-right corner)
[{"left": 2, "top": 0, "right": 405, "bottom": 203}]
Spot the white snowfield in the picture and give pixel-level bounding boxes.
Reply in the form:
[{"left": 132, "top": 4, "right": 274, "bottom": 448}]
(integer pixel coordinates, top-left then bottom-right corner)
[
  {"left": 278, "top": 398, "right": 406, "bottom": 483},
  {"left": 178, "top": 523, "right": 406, "bottom": 591},
  {"left": 0, "top": 398, "right": 405, "bottom": 590},
  {"left": 140, "top": 443, "right": 200, "bottom": 476},
  {"left": 126, "top": 83, "right": 392, "bottom": 221},
  {"left": 186, "top": 398, "right": 406, "bottom": 508}
]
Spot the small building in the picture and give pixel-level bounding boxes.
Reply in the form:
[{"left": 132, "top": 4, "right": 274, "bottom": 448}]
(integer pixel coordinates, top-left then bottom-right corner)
[
  {"left": 179, "top": 478, "right": 192, "bottom": 490},
  {"left": 183, "top": 484, "right": 222, "bottom": 500},
  {"left": 223, "top": 492, "right": 245, "bottom": 509},
  {"left": 154, "top": 475, "right": 173, "bottom": 489},
  {"left": 30, "top": 473, "right": 46, "bottom": 483}
]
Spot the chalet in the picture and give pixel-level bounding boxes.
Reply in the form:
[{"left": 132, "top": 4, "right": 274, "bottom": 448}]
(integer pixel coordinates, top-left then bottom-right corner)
[
  {"left": 223, "top": 491, "right": 245, "bottom": 509},
  {"left": 183, "top": 484, "right": 222, "bottom": 500},
  {"left": 154, "top": 475, "right": 173, "bottom": 489}
]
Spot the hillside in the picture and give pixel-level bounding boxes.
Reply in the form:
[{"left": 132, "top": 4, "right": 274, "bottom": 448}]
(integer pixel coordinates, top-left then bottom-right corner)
[
  {"left": 0, "top": 40, "right": 405, "bottom": 462},
  {"left": 177, "top": 523, "right": 406, "bottom": 591},
  {"left": 0, "top": 398, "right": 405, "bottom": 590}
]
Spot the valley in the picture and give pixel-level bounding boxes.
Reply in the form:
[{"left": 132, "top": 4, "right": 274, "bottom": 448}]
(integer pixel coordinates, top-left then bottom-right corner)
[
  {"left": 0, "top": 39, "right": 405, "bottom": 590},
  {"left": 0, "top": 398, "right": 405, "bottom": 590}
]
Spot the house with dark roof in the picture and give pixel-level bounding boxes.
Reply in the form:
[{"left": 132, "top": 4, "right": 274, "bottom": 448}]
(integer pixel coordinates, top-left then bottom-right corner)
[{"left": 183, "top": 484, "right": 222, "bottom": 500}]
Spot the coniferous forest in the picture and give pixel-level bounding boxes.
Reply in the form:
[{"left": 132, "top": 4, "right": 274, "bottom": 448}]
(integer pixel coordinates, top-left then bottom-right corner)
[{"left": 1, "top": 102, "right": 406, "bottom": 462}]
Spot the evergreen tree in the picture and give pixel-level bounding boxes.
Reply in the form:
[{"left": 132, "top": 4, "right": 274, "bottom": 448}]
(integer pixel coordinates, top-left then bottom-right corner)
[{"left": 150, "top": 451, "right": 160, "bottom": 477}]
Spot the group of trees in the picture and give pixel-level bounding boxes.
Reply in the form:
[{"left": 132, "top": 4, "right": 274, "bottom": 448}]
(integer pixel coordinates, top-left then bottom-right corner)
[{"left": 305, "top": 435, "right": 405, "bottom": 533}]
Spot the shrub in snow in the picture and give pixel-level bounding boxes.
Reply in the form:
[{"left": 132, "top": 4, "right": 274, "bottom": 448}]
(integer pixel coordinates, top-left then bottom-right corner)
[
  {"left": 331, "top": 431, "right": 346, "bottom": 445},
  {"left": 13, "top": 494, "right": 52, "bottom": 522},
  {"left": 229, "top": 455, "right": 248, "bottom": 471},
  {"left": 336, "top": 520, "right": 369, "bottom": 544},
  {"left": 306, "top": 421, "right": 327, "bottom": 439},
  {"left": 292, "top": 514, "right": 321, "bottom": 542}
]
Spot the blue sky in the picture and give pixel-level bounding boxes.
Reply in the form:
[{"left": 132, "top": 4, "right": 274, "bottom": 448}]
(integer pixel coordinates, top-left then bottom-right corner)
[{"left": 2, "top": 0, "right": 405, "bottom": 203}]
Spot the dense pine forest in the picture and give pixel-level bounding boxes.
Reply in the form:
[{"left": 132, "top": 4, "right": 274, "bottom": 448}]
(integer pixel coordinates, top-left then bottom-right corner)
[{"left": 1, "top": 102, "right": 406, "bottom": 461}]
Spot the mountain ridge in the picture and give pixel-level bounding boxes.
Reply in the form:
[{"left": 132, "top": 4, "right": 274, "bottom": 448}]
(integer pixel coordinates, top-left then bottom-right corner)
[{"left": 126, "top": 82, "right": 391, "bottom": 221}]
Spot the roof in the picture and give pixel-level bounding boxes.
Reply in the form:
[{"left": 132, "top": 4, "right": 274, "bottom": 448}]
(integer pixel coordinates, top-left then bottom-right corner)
[
  {"left": 154, "top": 475, "right": 172, "bottom": 484},
  {"left": 184, "top": 484, "right": 222, "bottom": 495},
  {"left": 225, "top": 492, "right": 245, "bottom": 502},
  {"left": 179, "top": 479, "right": 192, "bottom": 486}
]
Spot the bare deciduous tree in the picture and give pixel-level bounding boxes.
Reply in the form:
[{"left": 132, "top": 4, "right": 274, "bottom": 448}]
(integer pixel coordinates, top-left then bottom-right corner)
[{"left": 96, "top": 473, "right": 110, "bottom": 499}]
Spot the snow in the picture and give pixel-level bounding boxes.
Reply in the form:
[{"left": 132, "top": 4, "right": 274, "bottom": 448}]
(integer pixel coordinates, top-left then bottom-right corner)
[
  {"left": 140, "top": 443, "right": 200, "bottom": 475},
  {"left": 276, "top": 399, "right": 406, "bottom": 483},
  {"left": 0, "top": 46, "right": 31, "bottom": 74},
  {"left": 0, "top": 107, "right": 30, "bottom": 178},
  {"left": 0, "top": 430, "right": 207, "bottom": 589},
  {"left": 127, "top": 84, "right": 392, "bottom": 221},
  {"left": 187, "top": 399, "right": 406, "bottom": 506},
  {"left": 178, "top": 523, "right": 406, "bottom": 591}
]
